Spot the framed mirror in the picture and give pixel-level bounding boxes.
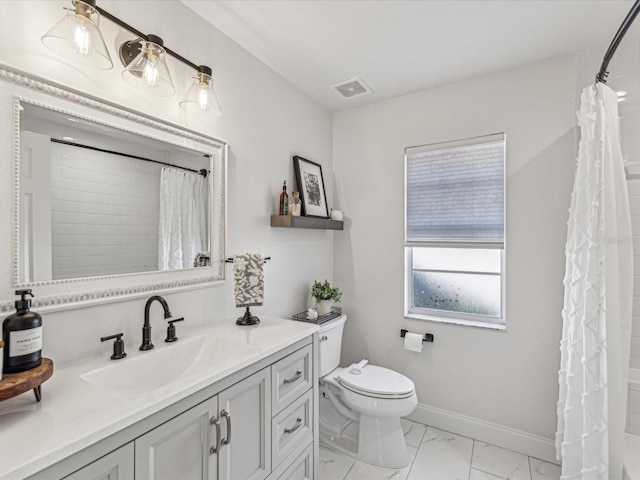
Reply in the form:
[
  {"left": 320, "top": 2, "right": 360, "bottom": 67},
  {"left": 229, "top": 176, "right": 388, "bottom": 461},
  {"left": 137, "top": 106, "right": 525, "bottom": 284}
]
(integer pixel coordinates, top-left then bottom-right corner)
[{"left": 0, "top": 67, "right": 227, "bottom": 312}]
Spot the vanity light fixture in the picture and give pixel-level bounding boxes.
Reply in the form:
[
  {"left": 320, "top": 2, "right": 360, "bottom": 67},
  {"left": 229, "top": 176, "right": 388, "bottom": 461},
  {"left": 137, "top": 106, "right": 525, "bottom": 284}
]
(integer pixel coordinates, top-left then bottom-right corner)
[
  {"left": 179, "top": 66, "right": 222, "bottom": 116},
  {"left": 42, "top": 0, "right": 220, "bottom": 114},
  {"left": 41, "top": 0, "right": 112, "bottom": 70},
  {"left": 121, "top": 35, "right": 175, "bottom": 97}
]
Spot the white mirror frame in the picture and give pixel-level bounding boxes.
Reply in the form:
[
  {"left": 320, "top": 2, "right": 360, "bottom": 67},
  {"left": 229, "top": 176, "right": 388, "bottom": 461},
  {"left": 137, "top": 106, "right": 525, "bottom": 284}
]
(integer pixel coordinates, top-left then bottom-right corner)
[{"left": 0, "top": 66, "right": 227, "bottom": 313}]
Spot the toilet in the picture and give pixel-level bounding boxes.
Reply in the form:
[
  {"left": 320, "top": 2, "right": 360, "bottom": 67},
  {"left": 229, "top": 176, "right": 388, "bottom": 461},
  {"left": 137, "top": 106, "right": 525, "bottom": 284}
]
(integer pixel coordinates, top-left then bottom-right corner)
[{"left": 318, "top": 315, "right": 417, "bottom": 469}]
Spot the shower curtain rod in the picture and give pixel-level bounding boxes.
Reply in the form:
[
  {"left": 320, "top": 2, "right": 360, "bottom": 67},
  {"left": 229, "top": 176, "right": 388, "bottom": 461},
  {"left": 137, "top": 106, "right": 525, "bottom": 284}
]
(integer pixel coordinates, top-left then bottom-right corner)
[
  {"left": 596, "top": 0, "right": 640, "bottom": 84},
  {"left": 50, "top": 138, "right": 208, "bottom": 177}
]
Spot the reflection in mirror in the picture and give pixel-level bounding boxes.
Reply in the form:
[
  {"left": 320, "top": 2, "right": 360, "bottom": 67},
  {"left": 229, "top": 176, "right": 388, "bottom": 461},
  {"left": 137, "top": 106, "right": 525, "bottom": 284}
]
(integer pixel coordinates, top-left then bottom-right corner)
[{"left": 19, "top": 102, "right": 211, "bottom": 283}]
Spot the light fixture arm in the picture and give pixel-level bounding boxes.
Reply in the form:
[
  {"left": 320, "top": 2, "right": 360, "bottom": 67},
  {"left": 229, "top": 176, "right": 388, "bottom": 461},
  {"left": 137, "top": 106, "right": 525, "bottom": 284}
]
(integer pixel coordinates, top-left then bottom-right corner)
[{"left": 93, "top": 4, "right": 200, "bottom": 72}]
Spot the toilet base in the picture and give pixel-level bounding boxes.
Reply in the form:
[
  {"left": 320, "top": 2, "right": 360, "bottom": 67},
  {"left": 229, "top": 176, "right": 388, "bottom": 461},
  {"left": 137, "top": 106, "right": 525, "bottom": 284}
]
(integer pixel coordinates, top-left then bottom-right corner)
[
  {"left": 361, "top": 415, "right": 411, "bottom": 468},
  {"left": 319, "top": 387, "right": 411, "bottom": 469},
  {"left": 320, "top": 415, "right": 409, "bottom": 469}
]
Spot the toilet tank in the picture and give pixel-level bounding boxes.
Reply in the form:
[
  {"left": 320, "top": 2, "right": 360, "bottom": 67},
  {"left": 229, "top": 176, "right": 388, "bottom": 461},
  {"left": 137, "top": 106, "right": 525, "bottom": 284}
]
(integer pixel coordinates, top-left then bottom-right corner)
[{"left": 318, "top": 315, "right": 346, "bottom": 377}]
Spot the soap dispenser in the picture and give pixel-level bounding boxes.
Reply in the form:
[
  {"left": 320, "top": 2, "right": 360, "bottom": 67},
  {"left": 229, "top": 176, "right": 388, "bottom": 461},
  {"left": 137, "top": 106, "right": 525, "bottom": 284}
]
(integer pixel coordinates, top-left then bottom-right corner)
[{"left": 2, "top": 289, "right": 43, "bottom": 374}]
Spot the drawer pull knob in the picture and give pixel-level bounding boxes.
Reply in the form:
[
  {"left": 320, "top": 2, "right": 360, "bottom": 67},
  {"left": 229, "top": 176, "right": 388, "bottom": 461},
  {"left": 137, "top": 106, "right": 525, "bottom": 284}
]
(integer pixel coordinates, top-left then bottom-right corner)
[
  {"left": 210, "top": 416, "right": 221, "bottom": 454},
  {"left": 284, "top": 370, "right": 303, "bottom": 384},
  {"left": 221, "top": 410, "right": 232, "bottom": 446},
  {"left": 284, "top": 417, "right": 303, "bottom": 434}
]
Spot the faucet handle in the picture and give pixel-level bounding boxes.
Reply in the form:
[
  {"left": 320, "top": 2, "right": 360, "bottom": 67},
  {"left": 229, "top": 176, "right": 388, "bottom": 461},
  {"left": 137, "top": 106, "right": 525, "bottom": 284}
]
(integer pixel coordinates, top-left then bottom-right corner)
[
  {"left": 101, "top": 333, "right": 127, "bottom": 360},
  {"left": 165, "top": 317, "right": 184, "bottom": 343}
]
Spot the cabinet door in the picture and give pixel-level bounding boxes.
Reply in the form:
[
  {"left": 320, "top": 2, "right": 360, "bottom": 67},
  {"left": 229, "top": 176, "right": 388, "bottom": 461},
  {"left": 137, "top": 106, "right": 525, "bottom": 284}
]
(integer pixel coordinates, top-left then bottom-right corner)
[
  {"left": 218, "top": 367, "right": 271, "bottom": 480},
  {"left": 135, "top": 397, "right": 218, "bottom": 480},
  {"left": 64, "top": 443, "right": 134, "bottom": 480}
]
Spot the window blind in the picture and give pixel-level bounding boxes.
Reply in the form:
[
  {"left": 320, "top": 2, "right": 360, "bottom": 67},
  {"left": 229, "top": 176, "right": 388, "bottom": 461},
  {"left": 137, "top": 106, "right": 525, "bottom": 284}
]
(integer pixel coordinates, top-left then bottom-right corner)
[{"left": 405, "top": 133, "right": 505, "bottom": 246}]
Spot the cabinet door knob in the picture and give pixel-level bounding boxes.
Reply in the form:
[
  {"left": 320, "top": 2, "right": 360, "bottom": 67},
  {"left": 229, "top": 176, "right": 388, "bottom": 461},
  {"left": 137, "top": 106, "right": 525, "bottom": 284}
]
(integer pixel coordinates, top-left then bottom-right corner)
[
  {"left": 284, "top": 417, "right": 303, "bottom": 434},
  {"left": 283, "top": 370, "right": 302, "bottom": 384},
  {"left": 209, "top": 416, "right": 221, "bottom": 454},
  {"left": 320, "top": 335, "right": 328, "bottom": 342},
  {"left": 221, "top": 410, "right": 232, "bottom": 446}
]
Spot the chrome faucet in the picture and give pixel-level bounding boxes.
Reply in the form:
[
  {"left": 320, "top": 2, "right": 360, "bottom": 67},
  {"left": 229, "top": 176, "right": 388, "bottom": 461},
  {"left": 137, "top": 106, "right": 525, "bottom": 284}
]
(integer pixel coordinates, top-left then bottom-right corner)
[{"left": 140, "top": 295, "right": 172, "bottom": 351}]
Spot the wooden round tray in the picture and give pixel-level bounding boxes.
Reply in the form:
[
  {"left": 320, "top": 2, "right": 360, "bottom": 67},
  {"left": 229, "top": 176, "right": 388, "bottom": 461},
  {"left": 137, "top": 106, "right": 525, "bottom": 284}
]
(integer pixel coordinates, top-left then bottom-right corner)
[{"left": 0, "top": 358, "right": 54, "bottom": 402}]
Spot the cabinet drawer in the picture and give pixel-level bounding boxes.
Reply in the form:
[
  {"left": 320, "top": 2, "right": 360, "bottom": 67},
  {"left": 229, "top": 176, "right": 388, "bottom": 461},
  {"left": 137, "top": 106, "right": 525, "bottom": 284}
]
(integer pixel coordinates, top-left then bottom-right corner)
[
  {"left": 276, "top": 443, "right": 313, "bottom": 480},
  {"left": 271, "top": 344, "right": 312, "bottom": 414},
  {"left": 272, "top": 389, "right": 313, "bottom": 468},
  {"left": 63, "top": 443, "right": 134, "bottom": 480}
]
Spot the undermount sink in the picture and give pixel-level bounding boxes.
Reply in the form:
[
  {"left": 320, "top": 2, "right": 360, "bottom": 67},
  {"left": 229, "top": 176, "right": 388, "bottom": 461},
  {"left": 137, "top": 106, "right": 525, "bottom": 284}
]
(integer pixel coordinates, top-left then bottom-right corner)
[{"left": 81, "top": 335, "right": 260, "bottom": 395}]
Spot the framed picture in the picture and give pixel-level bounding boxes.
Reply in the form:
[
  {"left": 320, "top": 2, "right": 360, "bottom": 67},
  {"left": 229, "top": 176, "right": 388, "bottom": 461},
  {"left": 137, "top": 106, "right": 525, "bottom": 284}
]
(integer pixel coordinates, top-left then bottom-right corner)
[{"left": 293, "top": 155, "right": 329, "bottom": 218}]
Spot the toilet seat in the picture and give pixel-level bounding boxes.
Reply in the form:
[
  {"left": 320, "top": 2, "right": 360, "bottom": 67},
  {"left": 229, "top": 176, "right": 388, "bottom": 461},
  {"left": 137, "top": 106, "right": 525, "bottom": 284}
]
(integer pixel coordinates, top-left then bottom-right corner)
[{"left": 336, "top": 363, "right": 415, "bottom": 399}]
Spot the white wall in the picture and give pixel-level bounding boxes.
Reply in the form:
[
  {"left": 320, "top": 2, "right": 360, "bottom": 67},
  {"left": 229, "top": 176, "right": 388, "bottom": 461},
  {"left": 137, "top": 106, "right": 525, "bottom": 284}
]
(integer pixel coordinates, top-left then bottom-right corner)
[
  {"left": 0, "top": 1, "right": 334, "bottom": 365},
  {"left": 332, "top": 55, "right": 581, "bottom": 444}
]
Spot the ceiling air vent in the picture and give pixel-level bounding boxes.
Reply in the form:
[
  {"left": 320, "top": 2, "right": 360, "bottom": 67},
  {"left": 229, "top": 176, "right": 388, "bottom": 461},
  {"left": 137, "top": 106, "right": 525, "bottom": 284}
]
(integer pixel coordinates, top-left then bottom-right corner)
[{"left": 330, "top": 77, "right": 372, "bottom": 99}]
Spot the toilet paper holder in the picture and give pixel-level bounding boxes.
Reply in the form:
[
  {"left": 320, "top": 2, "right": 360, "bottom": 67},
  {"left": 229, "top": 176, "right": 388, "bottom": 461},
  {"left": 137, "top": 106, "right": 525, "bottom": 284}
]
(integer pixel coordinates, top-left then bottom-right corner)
[{"left": 400, "top": 329, "right": 434, "bottom": 343}]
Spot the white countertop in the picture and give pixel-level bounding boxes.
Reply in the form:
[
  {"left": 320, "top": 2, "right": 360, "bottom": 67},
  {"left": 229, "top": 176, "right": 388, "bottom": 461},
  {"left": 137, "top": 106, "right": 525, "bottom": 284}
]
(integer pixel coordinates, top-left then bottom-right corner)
[{"left": 0, "top": 316, "right": 318, "bottom": 480}]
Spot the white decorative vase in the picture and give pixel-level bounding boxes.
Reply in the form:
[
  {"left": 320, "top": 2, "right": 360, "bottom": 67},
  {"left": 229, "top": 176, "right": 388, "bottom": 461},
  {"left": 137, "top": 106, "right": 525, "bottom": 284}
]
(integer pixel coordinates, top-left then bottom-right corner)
[{"left": 316, "top": 300, "right": 332, "bottom": 316}]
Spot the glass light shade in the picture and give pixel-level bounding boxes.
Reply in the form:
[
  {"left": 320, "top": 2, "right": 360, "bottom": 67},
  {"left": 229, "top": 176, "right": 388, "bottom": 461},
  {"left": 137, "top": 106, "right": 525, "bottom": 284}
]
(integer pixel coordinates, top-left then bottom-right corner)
[
  {"left": 41, "top": 0, "right": 113, "bottom": 70},
  {"left": 122, "top": 40, "right": 175, "bottom": 97},
  {"left": 179, "top": 71, "right": 222, "bottom": 116}
]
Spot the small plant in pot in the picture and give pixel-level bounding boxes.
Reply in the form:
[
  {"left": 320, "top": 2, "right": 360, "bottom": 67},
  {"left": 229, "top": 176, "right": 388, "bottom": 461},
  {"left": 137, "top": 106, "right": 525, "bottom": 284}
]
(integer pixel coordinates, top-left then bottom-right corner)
[{"left": 311, "top": 280, "right": 342, "bottom": 316}]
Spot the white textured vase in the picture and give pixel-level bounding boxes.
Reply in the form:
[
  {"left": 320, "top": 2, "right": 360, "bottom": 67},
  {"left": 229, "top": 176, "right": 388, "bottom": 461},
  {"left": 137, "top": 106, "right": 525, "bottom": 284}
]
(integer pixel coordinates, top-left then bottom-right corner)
[{"left": 316, "top": 300, "right": 332, "bottom": 316}]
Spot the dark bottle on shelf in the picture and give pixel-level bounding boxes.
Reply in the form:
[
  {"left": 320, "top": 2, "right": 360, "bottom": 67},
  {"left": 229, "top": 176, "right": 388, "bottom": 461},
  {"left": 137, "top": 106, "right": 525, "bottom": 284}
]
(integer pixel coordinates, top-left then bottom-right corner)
[{"left": 279, "top": 180, "right": 289, "bottom": 215}]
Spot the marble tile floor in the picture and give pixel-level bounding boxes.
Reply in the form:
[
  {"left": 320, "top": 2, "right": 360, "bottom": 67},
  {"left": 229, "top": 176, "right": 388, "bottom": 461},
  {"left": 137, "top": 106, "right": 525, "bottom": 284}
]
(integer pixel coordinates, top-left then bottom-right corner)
[{"left": 319, "top": 419, "right": 561, "bottom": 480}]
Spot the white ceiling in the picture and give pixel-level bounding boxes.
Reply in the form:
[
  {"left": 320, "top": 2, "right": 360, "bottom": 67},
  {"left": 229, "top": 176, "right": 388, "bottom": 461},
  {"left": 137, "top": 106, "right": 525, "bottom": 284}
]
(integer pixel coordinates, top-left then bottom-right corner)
[{"left": 182, "top": 0, "right": 636, "bottom": 112}]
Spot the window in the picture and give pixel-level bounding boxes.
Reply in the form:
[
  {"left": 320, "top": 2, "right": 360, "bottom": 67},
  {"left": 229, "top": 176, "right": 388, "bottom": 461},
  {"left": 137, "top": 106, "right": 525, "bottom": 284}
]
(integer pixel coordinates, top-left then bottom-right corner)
[{"left": 404, "top": 133, "right": 505, "bottom": 328}]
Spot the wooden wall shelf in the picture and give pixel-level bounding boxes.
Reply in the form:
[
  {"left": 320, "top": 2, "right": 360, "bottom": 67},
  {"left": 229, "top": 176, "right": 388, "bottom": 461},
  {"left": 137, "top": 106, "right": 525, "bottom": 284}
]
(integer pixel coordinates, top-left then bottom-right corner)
[{"left": 270, "top": 215, "right": 343, "bottom": 230}]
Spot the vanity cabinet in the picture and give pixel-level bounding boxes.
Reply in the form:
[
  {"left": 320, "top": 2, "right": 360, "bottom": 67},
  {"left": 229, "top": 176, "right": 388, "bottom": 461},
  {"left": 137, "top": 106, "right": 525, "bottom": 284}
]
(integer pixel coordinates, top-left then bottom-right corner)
[{"left": 24, "top": 336, "right": 316, "bottom": 480}]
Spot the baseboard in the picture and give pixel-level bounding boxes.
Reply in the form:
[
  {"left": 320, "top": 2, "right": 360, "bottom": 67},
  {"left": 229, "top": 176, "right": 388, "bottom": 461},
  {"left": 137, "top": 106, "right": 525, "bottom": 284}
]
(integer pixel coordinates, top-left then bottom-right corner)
[{"left": 406, "top": 402, "right": 558, "bottom": 464}]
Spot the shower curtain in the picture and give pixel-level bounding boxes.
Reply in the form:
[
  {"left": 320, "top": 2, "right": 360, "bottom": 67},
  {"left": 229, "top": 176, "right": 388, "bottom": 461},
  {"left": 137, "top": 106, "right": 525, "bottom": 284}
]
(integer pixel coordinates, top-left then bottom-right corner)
[
  {"left": 158, "top": 166, "right": 208, "bottom": 270},
  {"left": 556, "top": 83, "right": 633, "bottom": 479}
]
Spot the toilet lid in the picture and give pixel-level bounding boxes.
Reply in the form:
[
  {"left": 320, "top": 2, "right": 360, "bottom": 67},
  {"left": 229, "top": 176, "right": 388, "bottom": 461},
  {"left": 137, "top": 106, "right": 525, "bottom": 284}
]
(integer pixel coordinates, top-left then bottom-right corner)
[{"left": 337, "top": 364, "right": 415, "bottom": 397}]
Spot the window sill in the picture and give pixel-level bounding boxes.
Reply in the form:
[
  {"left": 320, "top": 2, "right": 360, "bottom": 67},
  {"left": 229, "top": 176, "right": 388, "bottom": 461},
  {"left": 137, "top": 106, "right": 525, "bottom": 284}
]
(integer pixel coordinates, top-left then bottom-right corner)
[{"left": 404, "top": 311, "right": 506, "bottom": 331}]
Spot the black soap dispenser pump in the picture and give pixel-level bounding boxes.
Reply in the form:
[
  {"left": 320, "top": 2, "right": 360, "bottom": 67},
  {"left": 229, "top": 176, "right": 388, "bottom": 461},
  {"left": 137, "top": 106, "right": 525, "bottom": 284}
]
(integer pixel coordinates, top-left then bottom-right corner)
[{"left": 2, "top": 289, "right": 43, "bottom": 374}]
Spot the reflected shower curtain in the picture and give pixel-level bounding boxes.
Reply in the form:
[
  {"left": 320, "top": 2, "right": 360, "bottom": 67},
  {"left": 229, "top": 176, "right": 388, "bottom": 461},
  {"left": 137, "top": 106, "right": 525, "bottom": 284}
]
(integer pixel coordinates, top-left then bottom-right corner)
[
  {"left": 158, "top": 167, "right": 208, "bottom": 270},
  {"left": 556, "top": 83, "right": 633, "bottom": 479}
]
